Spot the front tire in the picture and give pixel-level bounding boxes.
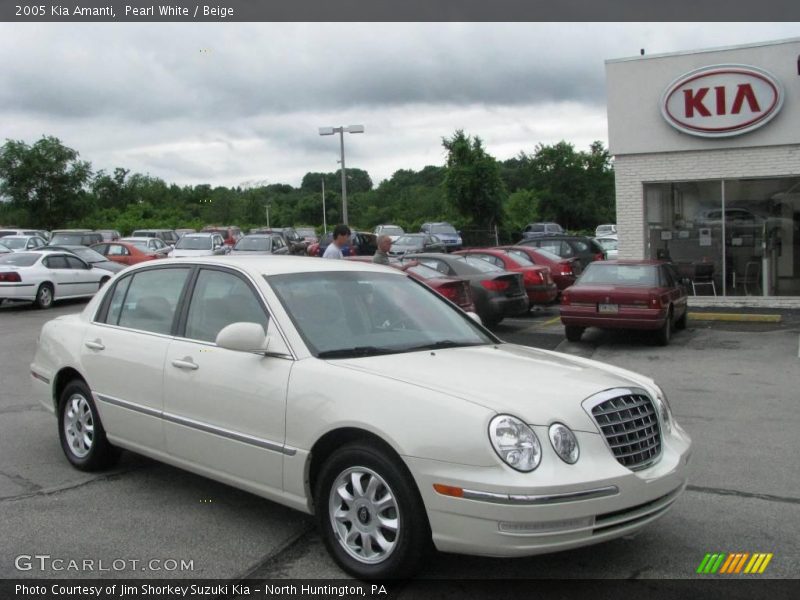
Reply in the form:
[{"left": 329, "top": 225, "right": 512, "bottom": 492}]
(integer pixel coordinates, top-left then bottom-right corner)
[
  {"left": 58, "top": 380, "right": 120, "bottom": 471},
  {"left": 34, "top": 283, "right": 54, "bottom": 309},
  {"left": 315, "top": 442, "right": 431, "bottom": 579}
]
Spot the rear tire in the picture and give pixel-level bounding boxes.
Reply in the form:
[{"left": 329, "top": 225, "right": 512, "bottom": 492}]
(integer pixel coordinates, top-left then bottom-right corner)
[
  {"left": 34, "top": 283, "right": 54, "bottom": 309},
  {"left": 315, "top": 442, "right": 431, "bottom": 580},
  {"left": 675, "top": 308, "right": 687, "bottom": 330},
  {"left": 58, "top": 380, "right": 120, "bottom": 471},
  {"left": 565, "top": 325, "right": 584, "bottom": 342},
  {"left": 655, "top": 309, "right": 673, "bottom": 346}
]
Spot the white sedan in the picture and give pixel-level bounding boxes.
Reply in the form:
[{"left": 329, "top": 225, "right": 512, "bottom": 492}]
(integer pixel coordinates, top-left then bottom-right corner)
[
  {"left": 30, "top": 256, "right": 691, "bottom": 578},
  {"left": 0, "top": 250, "right": 116, "bottom": 308}
]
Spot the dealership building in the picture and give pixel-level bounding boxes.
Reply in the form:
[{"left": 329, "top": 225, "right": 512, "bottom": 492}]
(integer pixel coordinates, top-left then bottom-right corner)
[{"left": 606, "top": 38, "right": 800, "bottom": 304}]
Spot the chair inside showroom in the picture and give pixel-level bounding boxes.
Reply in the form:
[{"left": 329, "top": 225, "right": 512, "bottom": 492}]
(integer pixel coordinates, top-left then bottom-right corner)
[{"left": 691, "top": 263, "right": 716, "bottom": 296}]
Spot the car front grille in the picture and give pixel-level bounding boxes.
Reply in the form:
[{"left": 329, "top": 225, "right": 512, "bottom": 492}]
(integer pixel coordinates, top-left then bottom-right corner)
[{"left": 591, "top": 393, "right": 661, "bottom": 470}]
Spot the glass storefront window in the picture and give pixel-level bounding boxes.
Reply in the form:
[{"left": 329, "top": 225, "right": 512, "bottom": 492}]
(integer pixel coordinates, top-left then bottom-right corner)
[{"left": 644, "top": 177, "right": 800, "bottom": 297}]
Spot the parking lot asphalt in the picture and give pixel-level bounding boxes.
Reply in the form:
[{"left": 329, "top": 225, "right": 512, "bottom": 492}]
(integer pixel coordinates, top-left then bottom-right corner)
[{"left": 1, "top": 299, "right": 799, "bottom": 582}]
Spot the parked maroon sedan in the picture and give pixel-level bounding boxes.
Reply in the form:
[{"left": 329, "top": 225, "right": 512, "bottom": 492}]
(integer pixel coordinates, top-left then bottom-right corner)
[
  {"left": 344, "top": 256, "right": 476, "bottom": 313},
  {"left": 560, "top": 260, "right": 689, "bottom": 345},
  {"left": 497, "top": 245, "right": 580, "bottom": 292},
  {"left": 454, "top": 248, "right": 557, "bottom": 307}
]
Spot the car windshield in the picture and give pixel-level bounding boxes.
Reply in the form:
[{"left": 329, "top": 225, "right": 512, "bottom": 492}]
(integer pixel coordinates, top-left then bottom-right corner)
[
  {"left": 50, "top": 234, "right": 83, "bottom": 245},
  {"left": 597, "top": 238, "right": 618, "bottom": 251},
  {"left": 381, "top": 226, "right": 404, "bottom": 236},
  {"left": 395, "top": 235, "right": 424, "bottom": 246},
  {"left": 460, "top": 256, "right": 502, "bottom": 272},
  {"left": 501, "top": 250, "right": 534, "bottom": 266},
  {"left": 431, "top": 225, "right": 457, "bottom": 234},
  {"left": 69, "top": 247, "right": 105, "bottom": 262},
  {"left": 578, "top": 264, "right": 658, "bottom": 286},
  {"left": 267, "top": 271, "right": 493, "bottom": 358},
  {"left": 1, "top": 238, "right": 27, "bottom": 249},
  {"left": 296, "top": 228, "right": 316, "bottom": 238},
  {"left": 0, "top": 252, "right": 39, "bottom": 267},
  {"left": 176, "top": 236, "right": 213, "bottom": 250},
  {"left": 234, "top": 237, "right": 271, "bottom": 251},
  {"left": 131, "top": 231, "right": 156, "bottom": 237},
  {"left": 405, "top": 263, "right": 447, "bottom": 279}
]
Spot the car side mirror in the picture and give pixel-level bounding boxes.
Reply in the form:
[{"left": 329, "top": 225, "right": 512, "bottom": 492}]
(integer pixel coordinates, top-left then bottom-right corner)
[{"left": 216, "top": 322, "right": 267, "bottom": 353}]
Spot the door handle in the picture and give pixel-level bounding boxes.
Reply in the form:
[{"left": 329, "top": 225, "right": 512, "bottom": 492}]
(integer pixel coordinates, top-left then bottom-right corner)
[
  {"left": 171, "top": 358, "right": 199, "bottom": 371},
  {"left": 84, "top": 340, "right": 105, "bottom": 351}
]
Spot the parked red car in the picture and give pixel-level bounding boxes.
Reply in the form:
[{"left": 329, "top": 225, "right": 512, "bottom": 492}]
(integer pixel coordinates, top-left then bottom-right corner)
[
  {"left": 559, "top": 260, "right": 689, "bottom": 345},
  {"left": 497, "top": 245, "right": 580, "bottom": 292},
  {"left": 91, "top": 241, "right": 167, "bottom": 266},
  {"left": 344, "top": 256, "right": 476, "bottom": 313},
  {"left": 454, "top": 248, "right": 557, "bottom": 307}
]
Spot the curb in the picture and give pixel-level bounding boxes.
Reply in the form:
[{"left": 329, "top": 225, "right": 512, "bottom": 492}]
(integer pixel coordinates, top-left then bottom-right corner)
[{"left": 688, "top": 312, "right": 782, "bottom": 323}]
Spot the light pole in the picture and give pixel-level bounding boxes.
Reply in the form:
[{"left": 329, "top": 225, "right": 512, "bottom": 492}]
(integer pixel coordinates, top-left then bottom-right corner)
[
  {"left": 321, "top": 177, "right": 327, "bottom": 234},
  {"left": 265, "top": 201, "right": 271, "bottom": 229},
  {"left": 318, "top": 124, "right": 364, "bottom": 226}
]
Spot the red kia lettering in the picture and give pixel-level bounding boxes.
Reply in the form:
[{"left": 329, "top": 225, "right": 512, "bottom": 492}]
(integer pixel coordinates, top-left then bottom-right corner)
[
  {"left": 731, "top": 83, "right": 761, "bottom": 114},
  {"left": 683, "top": 88, "right": 711, "bottom": 117}
]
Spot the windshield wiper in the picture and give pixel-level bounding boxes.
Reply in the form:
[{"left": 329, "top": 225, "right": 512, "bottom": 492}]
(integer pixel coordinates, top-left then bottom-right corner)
[
  {"left": 317, "top": 346, "right": 397, "bottom": 359},
  {"left": 403, "top": 340, "right": 484, "bottom": 352}
]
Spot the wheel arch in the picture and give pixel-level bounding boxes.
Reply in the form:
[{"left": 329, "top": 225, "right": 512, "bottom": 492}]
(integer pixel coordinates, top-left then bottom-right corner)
[
  {"left": 307, "top": 427, "right": 414, "bottom": 514},
  {"left": 53, "top": 367, "right": 88, "bottom": 411}
]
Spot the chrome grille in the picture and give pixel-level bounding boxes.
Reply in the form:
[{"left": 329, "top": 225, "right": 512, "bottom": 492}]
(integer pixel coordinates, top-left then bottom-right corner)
[{"left": 591, "top": 393, "right": 661, "bottom": 470}]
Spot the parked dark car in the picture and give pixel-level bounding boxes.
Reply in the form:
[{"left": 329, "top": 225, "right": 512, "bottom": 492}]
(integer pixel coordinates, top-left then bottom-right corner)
[
  {"left": 49, "top": 231, "right": 104, "bottom": 246},
  {"left": 403, "top": 253, "right": 528, "bottom": 326},
  {"left": 42, "top": 245, "right": 126, "bottom": 274},
  {"left": 454, "top": 248, "right": 557, "bottom": 307},
  {"left": 559, "top": 260, "right": 689, "bottom": 345},
  {"left": 251, "top": 227, "right": 307, "bottom": 255},
  {"left": 498, "top": 245, "right": 581, "bottom": 292},
  {"left": 231, "top": 234, "right": 290, "bottom": 255},
  {"left": 96, "top": 229, "right": 121, "bottom": 242},
  {"left": 388, "top": 233, "right": 447, "bottom": 256},
  {"left": 521, "top": 222, "right": 564, "bottom": 239},
  {"left": 518, "top": 235, "right": 606, "bottom": 270},
  {"left": 295, "top": 227, "right": 319, "bottom": 245}
]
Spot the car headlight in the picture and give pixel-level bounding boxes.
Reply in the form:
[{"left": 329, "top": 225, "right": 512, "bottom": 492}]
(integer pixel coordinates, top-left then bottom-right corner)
[
  {"left": 488, "top": 415, "right": 542, "bottom": 472},
  {"left": 548, "top": 423, "right": 580, "bottom": 464},
  {"left": 655, "top": 386, "right": 673, "bottom": 434}
]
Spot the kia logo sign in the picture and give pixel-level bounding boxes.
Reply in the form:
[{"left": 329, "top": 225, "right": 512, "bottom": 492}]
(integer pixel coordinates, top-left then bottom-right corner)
[{"left": 661, "top": 64, "right": 783, "bottom": 138}]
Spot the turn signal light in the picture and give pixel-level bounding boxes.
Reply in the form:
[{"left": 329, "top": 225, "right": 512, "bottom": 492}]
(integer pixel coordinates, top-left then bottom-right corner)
[{"left": 433, "top": 484, "right": 464, "bottom": 498}]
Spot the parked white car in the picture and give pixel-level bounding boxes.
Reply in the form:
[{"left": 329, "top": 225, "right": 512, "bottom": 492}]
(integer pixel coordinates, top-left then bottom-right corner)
[
  {"left": 595, "top": 224, "right": 617, "bottom": 237},
  {"left": 373, "top": 224, "right": 405, "bottom": 242},
  {"left": 31, "top": 256, "right": 691, "bottom": 578},
  {"left": 171, "top": 232, "right": 228, "bottom": 258},
  {"left": 595, "top": 236, "right": 619, "bottom": 260},
  {"left": 0, "top": 250, "right": 115, "bottom": 308},
  {"left": 0, "top": 234, "right": 48, "bottom": 252}
]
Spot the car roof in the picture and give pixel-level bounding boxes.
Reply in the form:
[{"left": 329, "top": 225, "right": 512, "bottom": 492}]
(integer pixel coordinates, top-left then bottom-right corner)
[{"left": 128, "top": 255, "right": 407, "bottom": 277}]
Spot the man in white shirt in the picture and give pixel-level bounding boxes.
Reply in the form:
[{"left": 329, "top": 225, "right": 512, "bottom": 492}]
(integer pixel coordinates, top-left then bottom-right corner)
[{"left": 322, "top": 224, "right": 351, "bottom": 259}]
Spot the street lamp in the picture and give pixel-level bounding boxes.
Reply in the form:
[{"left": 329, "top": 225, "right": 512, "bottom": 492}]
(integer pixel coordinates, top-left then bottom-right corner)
[{"left": 318, "top": 124, "right": 364, "bottom": 226}]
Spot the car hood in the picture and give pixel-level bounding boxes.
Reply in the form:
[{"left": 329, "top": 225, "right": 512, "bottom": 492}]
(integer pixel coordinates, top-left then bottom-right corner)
[{"left": 332, "top": 344, "right": 656, "bottom": 432}]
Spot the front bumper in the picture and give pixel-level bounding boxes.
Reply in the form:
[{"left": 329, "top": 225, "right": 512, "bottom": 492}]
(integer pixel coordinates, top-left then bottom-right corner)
[{"left": 406, "top": 423, "right": 691, "bottom": 557}]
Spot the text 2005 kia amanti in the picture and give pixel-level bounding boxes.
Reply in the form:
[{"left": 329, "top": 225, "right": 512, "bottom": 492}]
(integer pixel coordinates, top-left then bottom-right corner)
[{"left": 31, "top": 256, "right": 691, "bottom": 579}]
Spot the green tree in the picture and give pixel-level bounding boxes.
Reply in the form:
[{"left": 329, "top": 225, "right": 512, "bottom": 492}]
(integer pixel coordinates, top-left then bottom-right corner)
[
  {"left": 0, "top": 136, "right": 92, "bottom": 229},
  {"left": 442, "top": 130, "right": 506, "bottom": 229},
  {"left": 503, "top": 189, "right": 540, "bottom": 234}
]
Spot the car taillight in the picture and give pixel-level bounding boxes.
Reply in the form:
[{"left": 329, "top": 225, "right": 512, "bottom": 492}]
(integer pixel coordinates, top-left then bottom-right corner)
[
  {"left": 481, "top": 279, "right": 510, "bottom": 292},
  {"left": 649, "top": 293, "right": 667, "bottom": 309},
  {"left": 437, "top": 282, "right": 460, "bottom": 301},
  {"left": 594, "top": 253, "right": 605, "bottom": 261},
  {"left": 559, "top": 263, "right": 573, "bottom": 276},
  {"left": 523, "top": 271, "right": 543, "bottom": 285},
  {"left": 0, "top": 271, "right": 21, "bottom": 282}
]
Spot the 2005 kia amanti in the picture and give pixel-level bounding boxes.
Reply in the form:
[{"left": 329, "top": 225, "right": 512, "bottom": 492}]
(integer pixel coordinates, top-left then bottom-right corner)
[{"left": 31, "top": 256, "right": 692, "bottom": 579}]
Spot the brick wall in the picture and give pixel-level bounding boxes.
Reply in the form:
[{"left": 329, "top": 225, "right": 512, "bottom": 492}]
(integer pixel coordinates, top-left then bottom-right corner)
[{"left": 614, "top": 144, "right": 800, "bottom": 259}]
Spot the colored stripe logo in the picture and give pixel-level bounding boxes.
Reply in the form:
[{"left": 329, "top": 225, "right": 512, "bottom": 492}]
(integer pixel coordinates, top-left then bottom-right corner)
[{"left": 697, "top": 552, "right": 773, "bottom": 574}]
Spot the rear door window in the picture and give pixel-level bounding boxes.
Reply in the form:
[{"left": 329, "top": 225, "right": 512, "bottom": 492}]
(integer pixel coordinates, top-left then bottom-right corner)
[{"left": 115, "top": 268, "right": 191, "bottom": 335}]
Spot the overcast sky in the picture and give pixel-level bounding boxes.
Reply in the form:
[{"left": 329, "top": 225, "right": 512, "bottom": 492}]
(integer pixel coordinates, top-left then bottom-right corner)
[{"left": 1, "top": 23, "right": 798, "bottom": 188}]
